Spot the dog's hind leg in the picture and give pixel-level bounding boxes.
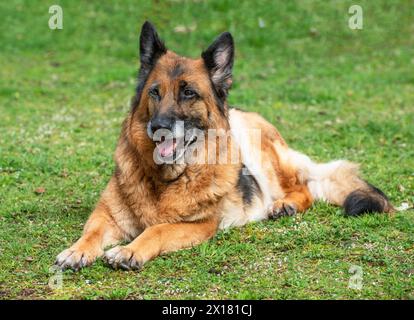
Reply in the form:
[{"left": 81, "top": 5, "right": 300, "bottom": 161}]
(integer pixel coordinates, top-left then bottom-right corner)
[
  {"left": 263, "top": 141, "right": 313, "bottom": 219},
  {"left": 269, "top": 184, "right": 313, "bottom": 219},
  {"left": 103, "top": 217, "right": 219, "bottom": 271},
  {"left": 55, "top": 200, "right": 124, "bottom": 271},
  {"left": 276, "top": 148, "right": 394, "bottom": 216}
]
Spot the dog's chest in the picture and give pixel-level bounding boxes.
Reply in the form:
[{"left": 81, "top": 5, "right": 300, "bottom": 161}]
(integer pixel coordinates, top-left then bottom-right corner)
[{"left": 124, "top": 177, "right": 214, "bottom": 227}]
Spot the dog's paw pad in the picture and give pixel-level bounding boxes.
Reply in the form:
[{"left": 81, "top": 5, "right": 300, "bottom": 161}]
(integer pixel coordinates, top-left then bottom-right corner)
[
  {"left": 269, "top": 201, "right": 297, "bottom": 219},
  {"left": 55, "top": 248, "right": 96, "bottom": 271},
  {"left": 103, "top": 246, "right": 143, "bottom": 271}
]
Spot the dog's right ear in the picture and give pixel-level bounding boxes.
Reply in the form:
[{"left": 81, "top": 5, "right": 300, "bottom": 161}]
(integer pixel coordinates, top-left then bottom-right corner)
[
  {"left": 201, "top": 32, "right": 234, "bottom": 100},
  {"left": 139, "top": 21, "right": 167, "bottom": 78}
]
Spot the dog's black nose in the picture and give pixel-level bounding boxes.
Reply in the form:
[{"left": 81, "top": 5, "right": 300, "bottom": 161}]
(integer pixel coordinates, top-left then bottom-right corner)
[{"left": 149, "top": 115, "right": 175, "bottom": 135}]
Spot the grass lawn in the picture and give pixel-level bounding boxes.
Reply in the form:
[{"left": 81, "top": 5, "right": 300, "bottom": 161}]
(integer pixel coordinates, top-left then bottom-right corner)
[{"left": 0, "top": 0, "right": 413, "bottom": 299}]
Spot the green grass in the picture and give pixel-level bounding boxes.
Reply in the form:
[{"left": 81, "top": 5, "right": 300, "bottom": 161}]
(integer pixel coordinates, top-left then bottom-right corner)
[{"left": 0, "top": 0, "right": 413, "bottom": 300}]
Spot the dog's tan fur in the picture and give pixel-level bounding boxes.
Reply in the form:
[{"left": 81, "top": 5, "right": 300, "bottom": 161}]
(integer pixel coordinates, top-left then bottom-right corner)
[{"left": 56, "top": 23, "right": 393, "bottom": 271}]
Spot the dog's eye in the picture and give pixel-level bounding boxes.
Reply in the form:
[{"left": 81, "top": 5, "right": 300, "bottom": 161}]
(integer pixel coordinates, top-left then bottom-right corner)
[
  {"left": 183, "top": 89, "right": 196, "bottom": 98},
  {"left": 149, "top": 88, "right": 160, "bottom": 99}
]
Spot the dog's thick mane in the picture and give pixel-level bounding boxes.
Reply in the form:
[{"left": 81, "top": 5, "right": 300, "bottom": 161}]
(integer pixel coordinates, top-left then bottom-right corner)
[{"left": 112, "top": 110, "right": 241, "bottom": 227}]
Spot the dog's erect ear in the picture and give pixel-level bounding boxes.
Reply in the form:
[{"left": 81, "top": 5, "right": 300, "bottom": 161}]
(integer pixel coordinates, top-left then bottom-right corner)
[
  {"left": 201, "top": 32, "right": 234, "bottom": 99},
  {"left": 139, "top": 21, "right": 167, "bottom": 77}
]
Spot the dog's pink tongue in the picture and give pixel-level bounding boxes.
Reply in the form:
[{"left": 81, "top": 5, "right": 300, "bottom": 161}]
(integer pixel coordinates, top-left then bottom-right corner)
[{"left": 159, "top": 139, "right": 176, "bottom": 157}]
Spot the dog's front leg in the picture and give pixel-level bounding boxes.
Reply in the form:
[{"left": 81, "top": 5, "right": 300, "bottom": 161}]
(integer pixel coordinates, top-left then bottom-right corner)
[
  {"left": 104, "top": 217, "right": 219, "bottom": 271},
  {"left": 55, "top": 201, "right": 123, "bottom": 271}
]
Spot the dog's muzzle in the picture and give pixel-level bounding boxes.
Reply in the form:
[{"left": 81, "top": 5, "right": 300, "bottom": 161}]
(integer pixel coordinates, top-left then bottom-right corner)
[{"left": 148, "top": 119, "right": 198, "bottom": 162}]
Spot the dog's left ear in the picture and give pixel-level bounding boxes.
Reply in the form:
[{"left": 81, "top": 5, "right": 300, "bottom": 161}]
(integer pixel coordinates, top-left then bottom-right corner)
[
  {"left": 139, "top": 21, "right": 167, "bottom": 79},
  {"left": 202, "top": 32, "right": 234, "bottom": 99}
]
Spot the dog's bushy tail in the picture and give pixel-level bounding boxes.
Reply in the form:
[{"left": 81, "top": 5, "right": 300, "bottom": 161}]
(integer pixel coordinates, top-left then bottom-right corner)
[{"left": 287, "top": 150, "right": 394, "bottom": 216}]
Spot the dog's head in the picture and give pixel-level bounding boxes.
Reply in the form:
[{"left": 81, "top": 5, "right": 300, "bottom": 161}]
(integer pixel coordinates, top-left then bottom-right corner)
[{"left": 130, "top": 21, "right": 235, "bottom": 181}]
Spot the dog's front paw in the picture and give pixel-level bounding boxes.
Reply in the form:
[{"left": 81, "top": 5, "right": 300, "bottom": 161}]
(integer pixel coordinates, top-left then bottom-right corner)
[
  {"left": 269, "top": 200, "right": 297, "bottom": 219},
  {"left": 103, "top": 246, "right": 143, "bottom": 271},
  {"left": 55, "top": 247, "right": 100, "bottom": 271}
]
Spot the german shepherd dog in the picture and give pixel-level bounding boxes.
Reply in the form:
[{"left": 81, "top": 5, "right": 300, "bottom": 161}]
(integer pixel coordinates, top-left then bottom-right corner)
[{"left": 56, "top": 22, "right": 393, "bottom": 271}]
